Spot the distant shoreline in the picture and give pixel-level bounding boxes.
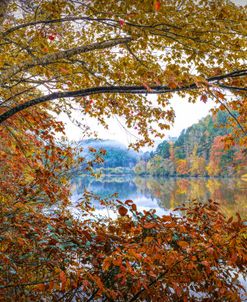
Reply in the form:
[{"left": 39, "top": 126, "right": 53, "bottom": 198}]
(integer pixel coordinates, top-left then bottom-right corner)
[{"left": 73, "top": 171, "right": 241, "bottom": 180}]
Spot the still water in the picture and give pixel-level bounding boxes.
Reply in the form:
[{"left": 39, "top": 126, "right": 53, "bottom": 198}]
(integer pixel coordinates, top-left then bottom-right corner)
[{"left": 71, "top": 175, "right": 247, "bottom": 219}]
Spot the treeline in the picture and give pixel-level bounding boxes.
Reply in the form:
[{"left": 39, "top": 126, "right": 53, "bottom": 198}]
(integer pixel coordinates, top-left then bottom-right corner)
[{"left": 134, "top": 111, "right": 246, "bottom": 177}]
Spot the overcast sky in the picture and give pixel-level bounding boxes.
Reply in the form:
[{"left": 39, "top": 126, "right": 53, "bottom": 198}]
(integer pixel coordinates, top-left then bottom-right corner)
[{"left": 60, "top": 94, "right": 215, "bottom": 148}]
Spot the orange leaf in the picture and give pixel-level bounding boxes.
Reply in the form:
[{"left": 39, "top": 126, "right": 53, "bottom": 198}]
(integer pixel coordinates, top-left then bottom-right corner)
[
  {"left": 144, "top": 222, "right": 156, "bottom": 229},
  {"left": 36, "top": 283, "right": 46, "bottom": 291},
  {"left": 144, "top": 236, "right": 154, "bottom": 243},
  {"left": 113, "top": 258, "right": 122, "bottom": 266},
  {"left": 162, "top": 216, "right": 172, "bottom": 222},
  {"left": 102, "top": 259, "right": 111, "bottom": 271},
  {"left": 177, "top": 241, "right": 189, "bottom": 248},
  {"left": 165, "top": 222, "right": 176, "bottom": 228},
  {"left": 168, "top": 81, "right": 177, "bottom": 89},
  {"left": 60, "top": 271, "right": 66, "bottom": 291},
  {"left": 60, "top": 67, "right": 69, "bottom": 75},
  {"left": 215, "top": 91, "right": 225, "bottom": 99},
  {"left": 201, "top": 260, "right": 210, "bottom": 267},
  {"left": 94, "top": 275, "right": 104, "bottom": 290},
  {"left": 154, "top": 0, "right": 161, "bottom": 11},
  {"left": 118, "top": 206, "right": 128, "bottom": 216}
]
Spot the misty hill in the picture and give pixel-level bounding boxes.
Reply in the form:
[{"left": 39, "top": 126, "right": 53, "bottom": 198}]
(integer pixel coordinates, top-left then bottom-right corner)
[{"left": 78, "top": 139, "right": 139, "bottom": 168}]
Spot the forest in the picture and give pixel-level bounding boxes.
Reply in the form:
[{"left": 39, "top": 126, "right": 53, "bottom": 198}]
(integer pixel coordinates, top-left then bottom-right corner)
[
  {"left": 79, "top": 111, "right": 246, "bottom": 177},
  {"left": 0, "top": 1, "right": 246, "bottom": 301},
  {"left": 135, "top": 111, "right": 247, "bottom": 177}
]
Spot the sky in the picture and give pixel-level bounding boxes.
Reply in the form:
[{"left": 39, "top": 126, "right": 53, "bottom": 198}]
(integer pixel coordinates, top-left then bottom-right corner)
[{"left": 59, "top": 94, "right": 215, "bottom": 148}]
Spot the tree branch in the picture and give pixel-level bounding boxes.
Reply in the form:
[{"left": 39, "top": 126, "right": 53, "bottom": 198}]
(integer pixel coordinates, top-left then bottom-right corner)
[
  {"left": 0, "top": 37, "right": 132, "bottom": 83},
  {"left": 128, "top": 257, "right": 186, "bottom": 302},
  {"left": 0, "top": 69, "right": 246, "bottom": 124},
  {"left": 208, "top": 90, "right": 247, "bottom": 135},
  {"left": 217, "top": 84, "right": 247, "bottom": 92}
]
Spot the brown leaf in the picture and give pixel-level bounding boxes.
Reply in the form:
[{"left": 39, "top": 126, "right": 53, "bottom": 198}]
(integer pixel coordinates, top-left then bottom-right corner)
[
  {"left": 177, "top": 241, "right": 189, "bottom": 248},
  {"left": 144, "top": 222, "right": 156, "bottom": 229},
  {"left": 60, "top": 271, "right": 66, "bottom": 291},
  {"left": 118, "top": 206, "right": 128, "bottom": 216}
]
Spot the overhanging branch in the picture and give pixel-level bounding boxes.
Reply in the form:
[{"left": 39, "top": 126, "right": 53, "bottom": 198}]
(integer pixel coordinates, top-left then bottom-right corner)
[{"left": 0, "top": 69, "right": 246, "bottom": 124}]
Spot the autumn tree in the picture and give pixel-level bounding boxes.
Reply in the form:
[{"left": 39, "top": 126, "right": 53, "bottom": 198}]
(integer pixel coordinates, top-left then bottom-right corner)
[
  {"left": 176, "top": 159, "right": 190, "bottom": 176},
  {"left": 0, "top": 0, "right": 247, "bottom": 301},
  {"left": 190, "top": 145, "right": 207, "bottom": 176},
  {"left": 207, "top": 136, "right": 226, "bottom": 176}
]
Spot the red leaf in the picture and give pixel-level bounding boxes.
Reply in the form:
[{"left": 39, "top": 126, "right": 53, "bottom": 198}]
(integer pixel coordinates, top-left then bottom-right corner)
[
  {"left": 125, "top": 199, "right": 133, "bottom": 205},
  {"left": 131, "top": 203, "right": 137, "bottom": 211},
  {"left": 119, "top": 19, "right": 125, "bottom": 27},
  {"left": 154, "top": 0, "right": 161, "bottom": 11},
  {"left": 48, "top": 34, "right": 55, "bottom": 41},
  {"left": 118, "top": 206, "right": 128, "bottom": 216},
  {"left": 201, "top": 94, "right": 207, "bottom": 103}
]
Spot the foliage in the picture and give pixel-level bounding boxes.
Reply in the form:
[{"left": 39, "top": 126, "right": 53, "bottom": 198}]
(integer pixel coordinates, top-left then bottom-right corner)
[
  {"left": 134, "top": 112, "right": 247, "bottom": 177},
  {"left": 1, "top": 199, "right": 246, "bottom": 301},
  {"left": 0, "top": 0, "right": 247, "bottom": 300},
  {"left": 153, "top": 141, "right": 170, "bottom": 159}
]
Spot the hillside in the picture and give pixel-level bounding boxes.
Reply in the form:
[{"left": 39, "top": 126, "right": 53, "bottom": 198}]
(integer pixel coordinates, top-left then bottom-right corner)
[{"left": 134, "top": 111, "right": 246, "bottom": 177}]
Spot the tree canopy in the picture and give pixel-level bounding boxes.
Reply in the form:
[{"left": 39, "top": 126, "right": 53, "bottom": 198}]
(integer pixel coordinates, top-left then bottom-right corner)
[{"left": 0, "top": 0, "right": 246, "bottom": 147}]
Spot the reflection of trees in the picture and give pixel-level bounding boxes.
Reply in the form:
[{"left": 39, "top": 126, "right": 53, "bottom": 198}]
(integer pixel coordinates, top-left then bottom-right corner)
[
  {"left": 187, "top": 179, "right": 209, "bottom": 201},
  {"left": 71, "top": 175, "right": 247, "bottom": 219},
  {"left": 70, "top": 175, "right": 138, "bottom": 201},
  {"left": 134, "top": 177, "right": 247, "bottom": 219}
]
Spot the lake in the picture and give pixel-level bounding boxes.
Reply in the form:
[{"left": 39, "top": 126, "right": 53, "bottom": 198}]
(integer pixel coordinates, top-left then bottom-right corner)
[{"left": 70, "top": 175, "right": 247, "bottom": 220}]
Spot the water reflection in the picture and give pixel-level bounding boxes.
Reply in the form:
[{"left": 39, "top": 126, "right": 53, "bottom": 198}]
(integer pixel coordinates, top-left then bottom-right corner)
[{"left": 70, "top": 176, "right": 247, "bottom": 219}]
